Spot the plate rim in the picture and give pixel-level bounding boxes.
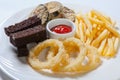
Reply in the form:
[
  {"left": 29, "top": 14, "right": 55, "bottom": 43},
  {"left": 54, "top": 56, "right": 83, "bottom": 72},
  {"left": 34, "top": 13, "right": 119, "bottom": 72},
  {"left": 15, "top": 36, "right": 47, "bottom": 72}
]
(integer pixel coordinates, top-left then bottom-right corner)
[{"left": 0, "top": 7, "right": 34, "bottom": 80}]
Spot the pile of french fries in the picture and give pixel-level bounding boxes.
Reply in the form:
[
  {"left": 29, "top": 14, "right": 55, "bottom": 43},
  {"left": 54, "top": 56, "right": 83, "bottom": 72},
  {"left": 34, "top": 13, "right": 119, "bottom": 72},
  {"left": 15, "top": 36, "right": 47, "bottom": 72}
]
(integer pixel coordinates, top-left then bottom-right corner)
[{"left": 75, "top": 10, "right": 120, "bottom": 58}]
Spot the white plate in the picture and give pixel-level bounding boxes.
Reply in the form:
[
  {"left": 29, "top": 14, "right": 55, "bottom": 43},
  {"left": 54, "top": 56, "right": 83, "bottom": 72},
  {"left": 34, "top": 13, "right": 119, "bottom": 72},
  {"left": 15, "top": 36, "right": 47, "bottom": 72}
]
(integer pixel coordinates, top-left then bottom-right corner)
[{"left": 0, "top": 3, "right": 120, "bottom": 80}]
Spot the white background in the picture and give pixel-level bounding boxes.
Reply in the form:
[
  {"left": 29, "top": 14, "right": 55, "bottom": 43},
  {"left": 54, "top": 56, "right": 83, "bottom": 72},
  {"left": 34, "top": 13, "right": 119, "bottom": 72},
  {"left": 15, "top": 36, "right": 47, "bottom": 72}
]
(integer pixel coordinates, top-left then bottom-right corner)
[{"left": 0, "top": 0, "right": 120, "bottom": 80}]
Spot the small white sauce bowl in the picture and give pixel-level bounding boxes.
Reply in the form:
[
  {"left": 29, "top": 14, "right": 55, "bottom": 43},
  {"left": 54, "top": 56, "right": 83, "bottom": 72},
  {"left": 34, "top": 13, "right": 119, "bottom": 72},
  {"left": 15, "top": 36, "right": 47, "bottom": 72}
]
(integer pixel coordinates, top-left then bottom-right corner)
[{"left": 46, "top": 18, "right": 76, "bottom": 40}]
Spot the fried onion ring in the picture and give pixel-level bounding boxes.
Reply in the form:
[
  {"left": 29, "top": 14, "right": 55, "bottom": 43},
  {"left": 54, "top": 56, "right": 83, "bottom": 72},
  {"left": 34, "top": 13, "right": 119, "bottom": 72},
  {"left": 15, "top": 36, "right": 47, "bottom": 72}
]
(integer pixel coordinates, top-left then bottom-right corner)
[
  {"left": 52, "top": 38, "right": 101, "bottom": 73},
  {"left": 28, "top": 38, "right": 101, "bottom": 74},
  {"left": 28, "top": 39, "right": 66, "bottom": 71}
]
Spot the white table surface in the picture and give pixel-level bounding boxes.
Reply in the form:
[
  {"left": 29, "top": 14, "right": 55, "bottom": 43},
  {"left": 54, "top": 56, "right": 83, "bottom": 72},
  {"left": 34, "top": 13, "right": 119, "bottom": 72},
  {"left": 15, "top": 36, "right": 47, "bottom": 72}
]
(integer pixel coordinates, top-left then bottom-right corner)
[{"left": 0, "top": 0, "right": 120, "bottom": 80}]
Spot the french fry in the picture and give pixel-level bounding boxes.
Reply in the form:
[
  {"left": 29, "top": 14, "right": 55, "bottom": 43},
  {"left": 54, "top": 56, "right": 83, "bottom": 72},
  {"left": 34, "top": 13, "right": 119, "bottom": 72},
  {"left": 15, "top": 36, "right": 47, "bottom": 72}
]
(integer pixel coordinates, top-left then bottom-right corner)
[
  {"left": 91, "top": 10, "right": 111, "bottom": 25},
  {"left": 82, "top": 15, "right": 93, "bottom": 32},
  {"left": 105, "top": 38, "right": 115, "bottom": 57},
  {"left": 91, "top": 27, "right": 98, "bottom": 39},
  {"left": 112, "top": 36, "right": 116, "bottom": 43},
  {"left": 78, "top": 13, "right": 93, "bottom": 32},
  {"left": 75, "top": 18, "right": 80, "bottom": 38},
  {"left": 103, "top": 15, "right": 112, "bottom": 24},
  {"left": 114, "top": 38, "right": 119, "bottom": 52},
  {"left": 93, "top": 23, "right": 97, "bottom": 28},
  {"left": 98, "top": 39, "right": 107, "bottom": 55},
  {"left": 102, "top": 44, "right": 108, "bottom": 56},
  {"left": 93, "top": 15, "right": 98, "bottom": 19},
  {"left": 105, "top": 23, "right": 120, "bottom": 38},
  {"left": 87, "top": 12, "right": 92, "bottom": 18},
  {"left": 78, "top": 22, "right": 85, "bottom": 42},
  {"left": 112, "top": 21, "right": 116, "bottom": 27},
  {"left": 76, "top": 13, "right": 84, "bottom": 23},
  {"left": 96, "top": 30, "right": 102, "bottom": 36},
  {"left": 86, "top": 29, "right": 91, "bottom": 38},
  {"left": 75, "top": 18, "right": 79, "bottom": 27},
  {"left": 86, "top": 38, "right": 92, "bottom": 45},
  {"left": 92, "top": 29, "right": 109, "bottom": 47},
  {"left": 92, "top": 9, "right": 117, "bottom": 26},
  {"left": 89, "top": 16, "right": 104, "bottom": 25}
]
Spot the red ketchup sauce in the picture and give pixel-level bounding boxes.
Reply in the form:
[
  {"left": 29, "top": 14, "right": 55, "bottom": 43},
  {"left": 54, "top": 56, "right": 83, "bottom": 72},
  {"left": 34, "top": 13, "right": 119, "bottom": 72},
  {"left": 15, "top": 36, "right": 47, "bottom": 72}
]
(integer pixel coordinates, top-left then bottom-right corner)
[{"left": 51, "top": 24, "right": 72, "bottom": 34}]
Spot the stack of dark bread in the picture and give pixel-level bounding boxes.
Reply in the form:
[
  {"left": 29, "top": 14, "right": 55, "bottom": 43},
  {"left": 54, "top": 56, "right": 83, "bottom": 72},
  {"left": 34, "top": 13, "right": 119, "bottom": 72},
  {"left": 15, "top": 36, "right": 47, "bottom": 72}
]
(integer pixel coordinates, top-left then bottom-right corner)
[{"left": 5, "top": 16, "right": 46, "bottom": 56}]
